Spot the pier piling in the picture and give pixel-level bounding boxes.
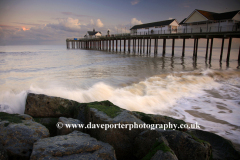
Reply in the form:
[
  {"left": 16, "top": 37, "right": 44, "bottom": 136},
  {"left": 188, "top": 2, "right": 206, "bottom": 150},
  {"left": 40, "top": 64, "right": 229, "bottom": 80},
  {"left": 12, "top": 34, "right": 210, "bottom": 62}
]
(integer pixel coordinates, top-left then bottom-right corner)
[
  {"left": 227, "top": 37, "right": 232, "bottom": 65},
  {"left": 220, "top": 38, "right": 224, "bottom": 63},
  {"left": 209, "top": 38, "right": 213, "bottom": 64},
  {"left": 182, "top": 38, "right": 185, "bottom": 57},
  {"left": 172, "top": 38, "right": 175, "bottom": 56},
  {"left": 205, "top": 38, "right": 209, "bottom": 61},
  {"left": 163, "top": 39, "right": 166, "bottom": 56}
]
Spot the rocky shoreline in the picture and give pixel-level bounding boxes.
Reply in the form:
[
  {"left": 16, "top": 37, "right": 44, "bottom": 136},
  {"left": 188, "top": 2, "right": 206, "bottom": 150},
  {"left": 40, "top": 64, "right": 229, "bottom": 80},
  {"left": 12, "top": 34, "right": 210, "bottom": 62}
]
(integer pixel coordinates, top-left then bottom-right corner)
[{"left": 0, "top": 93, "right": 240, "bottom": 160}]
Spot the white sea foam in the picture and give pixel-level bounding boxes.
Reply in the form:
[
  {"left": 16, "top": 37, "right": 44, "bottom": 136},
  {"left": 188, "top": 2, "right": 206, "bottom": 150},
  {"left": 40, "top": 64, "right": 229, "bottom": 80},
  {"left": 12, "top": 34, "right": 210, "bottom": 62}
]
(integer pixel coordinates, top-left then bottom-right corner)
[{"left": 0, "top": 69, "right": 240, "bottom": 148}]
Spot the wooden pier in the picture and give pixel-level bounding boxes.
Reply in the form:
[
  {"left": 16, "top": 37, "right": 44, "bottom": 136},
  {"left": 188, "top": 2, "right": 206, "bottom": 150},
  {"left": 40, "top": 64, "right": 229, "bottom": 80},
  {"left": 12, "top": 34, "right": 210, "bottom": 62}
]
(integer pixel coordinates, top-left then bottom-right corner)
[{"left": 66, "top": 32, "right": 240, "bottom": 66}]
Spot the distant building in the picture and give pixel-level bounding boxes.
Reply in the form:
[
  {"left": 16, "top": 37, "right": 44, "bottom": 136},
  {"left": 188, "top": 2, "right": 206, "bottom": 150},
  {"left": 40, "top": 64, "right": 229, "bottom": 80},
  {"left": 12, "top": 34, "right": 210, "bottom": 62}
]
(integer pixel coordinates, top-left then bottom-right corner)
[
  {"left": 84, "top": 29, "right": 102, "bottom": 38},
  {"left": 130, "top": 19, "right": 179, "bottom": 35},
  {"left": 179, "top": 9, "right": 240, "bottom": 33}
]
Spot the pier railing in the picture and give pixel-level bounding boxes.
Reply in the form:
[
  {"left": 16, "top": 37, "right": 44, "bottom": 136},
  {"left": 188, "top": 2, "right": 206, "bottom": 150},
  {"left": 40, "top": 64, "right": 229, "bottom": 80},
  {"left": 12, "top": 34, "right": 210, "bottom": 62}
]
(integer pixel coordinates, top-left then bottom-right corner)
[
  {"left": 67, "top": 25, "right": 239, "bottom": 41},
  {"left": 131, "top": 25, "right": 239, "bottom": 36}
]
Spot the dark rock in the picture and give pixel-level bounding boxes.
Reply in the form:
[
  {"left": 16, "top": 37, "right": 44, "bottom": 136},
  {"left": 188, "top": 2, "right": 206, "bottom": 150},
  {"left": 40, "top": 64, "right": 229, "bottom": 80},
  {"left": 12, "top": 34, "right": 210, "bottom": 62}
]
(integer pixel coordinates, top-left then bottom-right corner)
[
  {"left": 134, "top": 129, "right": 164, "bottom": 159},
  {"left": 34, "top": 117, "right": 59, "bottom": 137},
  {"left": 134, "top": 129, "right": 178, "bottom": 159},
  {"left": 57, "top": 117, "right": 84, "bottom": 135},
  {"left": 160, "top": 130, "right": 212, "bottom": 160},
  {"left": 187, "top": 129, "right": 240, "bottom": 160},
  {"left": 84, "top": 100, "right": 145, "bottom": 160},
  {"left": 30, "top": 130, "right": 117, "bottom": 160},
  {"left": 0, "top": 143, "right": 8, "bottom": 160},
  {"left": 0, "top": 112, "right": 49, "bottom": 160},
  {"left": 151, "top": 150, "right": 178, "bottom": 160},
  {"left": 25, "top": 93, "right": 84, "bottom": 120},
  {"left": 18, "top": 114, "right": 33, "bottom": 121}
]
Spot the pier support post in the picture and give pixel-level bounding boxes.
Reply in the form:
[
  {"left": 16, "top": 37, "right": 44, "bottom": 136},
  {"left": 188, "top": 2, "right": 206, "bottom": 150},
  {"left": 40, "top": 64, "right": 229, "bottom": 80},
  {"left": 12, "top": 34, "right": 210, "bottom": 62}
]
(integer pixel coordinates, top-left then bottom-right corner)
[
  {"left": 238, "top": 46, "right": 240, "bottom": 65},
  {"left": 116, "top": 39, "right": 118, "bottom": 52},
  {"left": 143, "top": 38, "right": 145, "bottom": 54},
  {"left": 172, "top": 38, "right": 175, "bottom": 56},
  {"left": 140, "top": 39, "right": 142, "bottom": 54},
  {"left": 134, "top": 38, "right": 137, "bottom": 53},
  {"left": 163, "top": 39, "right": 166, "bottom": 56},
  {"left": 220, "top": 38, "right": 224, "bottom": 63},
  {"left": 205, "top": 38, "right": 209, "bottom": 61},
  {"left": 154, "top": 38, "right": 157, "bottom": 55},
  {"left": 111, "top": 40, "right": 113, "bottom": 51},
  {"left": 106, "top": 40, "right": 109, "bottom": 51},
  {"left": 147, "top": 39, "right": 149, "bottom": 54},
  {"left": 226, "top": 37, "right": 232, "bottom": 65},
  {"left": 109, "top": 40, "right": 111, "bottom": 51},
  {"left": 156, "top": 39, "right": 158, "bottom": 54},
  {"left": 138, "top": 39, "right": 140, "bottom": 53},
  {"left": 128, "top": 39, "right": 130, "bottom": 53},
  {"left": 193, "top": 38, "right": 196, "bottom": 58},
  {"left": 133, "top": 39, "right": 135, "bottom": 53},
  {"left": 182, "top": 38, "right": 185, "bottom": 57},
  {"left": 66, "top": 41, "right": 69, "bottom": 49},
  {"left": 149, "top": 38, "right": 151, "bottom": 55},
  {"left": 195, "top": 38, "right": 199, "bottom": 60},
  {"left": 209, "top": 38, "right": 213, "bottom": 64},
  {"left": 120, "top": 39, "right": 121, "bottom": 52},
  {"left": 124, "top": 39, "right": 126, "bottom": 52}
]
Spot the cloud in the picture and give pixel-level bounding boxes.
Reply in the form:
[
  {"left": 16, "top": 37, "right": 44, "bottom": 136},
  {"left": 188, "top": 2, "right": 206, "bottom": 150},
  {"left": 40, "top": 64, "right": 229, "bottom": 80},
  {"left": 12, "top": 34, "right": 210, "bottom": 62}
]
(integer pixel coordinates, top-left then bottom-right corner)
[
  {"left": 90, "top": 19, "right": 94, "bottom": 25},
  {"left": 131, "top": 0, "right": 140, "bottom": 5},
  {"left": 184, "top": 5, "right": 190, "bottom": 8},
  {"left": 96, "top": 19, "right": 104, "bottom": 28},
  {"left": 169, "top": 17, "right": 173, "bottom": 20},
  {"left": 47, "top": 17, "right": 81, "bottom": 32},
  {"left": 131, "top": 18, "right": 142, "bottom": 25},
  {"left": 61, "top": 12, "right": 92, "bottom": 18}
]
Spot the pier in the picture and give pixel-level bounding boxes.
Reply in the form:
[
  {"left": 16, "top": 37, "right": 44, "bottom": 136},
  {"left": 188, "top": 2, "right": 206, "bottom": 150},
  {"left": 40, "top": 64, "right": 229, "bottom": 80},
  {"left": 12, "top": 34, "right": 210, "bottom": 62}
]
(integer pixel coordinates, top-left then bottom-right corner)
[{"left": 66, "top": 31, "right": 240, "bottom": 66}]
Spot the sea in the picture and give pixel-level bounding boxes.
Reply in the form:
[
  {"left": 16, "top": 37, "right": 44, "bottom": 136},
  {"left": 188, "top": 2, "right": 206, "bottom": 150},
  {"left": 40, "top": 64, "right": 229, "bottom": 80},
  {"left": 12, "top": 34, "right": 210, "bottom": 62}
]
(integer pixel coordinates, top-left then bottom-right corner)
[{"left": 0, "top": 43, "right": 240, "bottom": 150}]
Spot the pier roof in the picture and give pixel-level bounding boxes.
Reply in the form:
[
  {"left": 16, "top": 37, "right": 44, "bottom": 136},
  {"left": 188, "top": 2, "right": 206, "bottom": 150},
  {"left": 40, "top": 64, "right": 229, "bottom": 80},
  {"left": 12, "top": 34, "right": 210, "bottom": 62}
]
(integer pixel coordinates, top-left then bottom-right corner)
[
  {"left": 130, "top": 19, "right": 176, "bottom": 30},
  {"left": 183, "top": 9, "right": 240, "bottom": 24},
  {"left": 87, "top": 31, "right": 101, "bottom": 35}
]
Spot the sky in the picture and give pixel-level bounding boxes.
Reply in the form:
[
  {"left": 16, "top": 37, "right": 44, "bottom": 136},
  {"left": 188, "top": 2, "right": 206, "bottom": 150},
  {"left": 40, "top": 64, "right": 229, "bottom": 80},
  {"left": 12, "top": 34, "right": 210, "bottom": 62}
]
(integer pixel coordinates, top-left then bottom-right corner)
[{"left": 0, "top": 0, "right": 240, "bottom": 45}]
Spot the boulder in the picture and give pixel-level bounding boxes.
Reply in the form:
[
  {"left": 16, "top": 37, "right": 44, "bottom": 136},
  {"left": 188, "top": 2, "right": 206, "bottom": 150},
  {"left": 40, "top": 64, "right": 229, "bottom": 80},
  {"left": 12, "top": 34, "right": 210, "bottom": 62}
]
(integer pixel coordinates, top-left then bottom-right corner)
[
  {"left": 187, "top": 129, "right": 240, "bottom": 160},
  {"left": 57, "top": 117, "right": 84, "bottom": 135},
  {"left": 30, "top": 130, "right": 117, "bottom": 160},
  {"left": 0, "top": 112, "right": 49, "bottom": 160},
  {"left": 160, "top": 130, "right": 212, "bottom": 160},
  {"left": 25, "top": 93, "right": 84, "bottom": 120},
  {"left": 34, "top": 118, "right": 59, "bottom": 137},
  {"left": 0, "top": 143, "right": 8, "bottom": 160},
  {"left": 134, "top": 129, "right": 177, "bottom": 159},
  {"left": 84, "top": 100, "right": 145, "bottom": 160},
  {"left": 151, "top": 150, "right": 178, "bottom": 160}
]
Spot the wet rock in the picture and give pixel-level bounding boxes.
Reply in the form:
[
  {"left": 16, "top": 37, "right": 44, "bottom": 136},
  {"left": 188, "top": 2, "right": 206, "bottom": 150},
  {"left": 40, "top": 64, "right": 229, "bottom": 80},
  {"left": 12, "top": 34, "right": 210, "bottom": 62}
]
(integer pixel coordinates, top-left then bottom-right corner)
[
  {"left": 134, "top": 129, "right": 175, "bottom": 159},
  {"left": 151, "top": 150, "right": 178, "bottom": 160},
  {"left": 187, "top": 129, "right": 240, "bottom": 160},
  {"left": 0, "top": 112, "right": 49, "bottom": 160},
  {"left": 0, "top": 143, "right": 8, "bottom": 160},
  {"left": 30, "top": 130, "right": 116, "bottom": 160},
  {"left": 18, "top": 114, "right": 33, "bottom": 121},
  {"left": 84, "top": 100, "right": 145, "bottom": 160},
  {"left": 57, "top": 117, "right": 84, "bottom": 135},
  {"left": 160, "top": 130, "right": 212, "bottom": 160},
  {"left": 34, "top": 118, "right": 59, "bottom": 137},
  {"left": 25, "top": 93, "right": 85, "bottom": 120}
]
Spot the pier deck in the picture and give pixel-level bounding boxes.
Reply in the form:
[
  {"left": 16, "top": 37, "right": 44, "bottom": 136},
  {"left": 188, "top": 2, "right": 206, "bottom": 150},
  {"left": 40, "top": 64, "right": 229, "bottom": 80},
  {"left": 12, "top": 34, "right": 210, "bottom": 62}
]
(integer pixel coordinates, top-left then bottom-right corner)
[{"left": 66, "top": 31, "right": 240, "bottom": 66}]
